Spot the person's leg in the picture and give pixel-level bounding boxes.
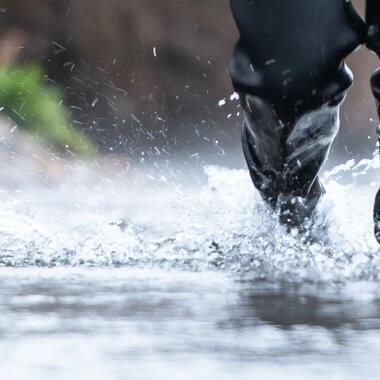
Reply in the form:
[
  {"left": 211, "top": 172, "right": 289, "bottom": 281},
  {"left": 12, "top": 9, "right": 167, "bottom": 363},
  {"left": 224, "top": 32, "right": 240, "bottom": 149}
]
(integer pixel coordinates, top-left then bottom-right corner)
[
  {"left": 367, "top": 0, "right": 380, "bottom": 241},
  {"left": 230, "top": 0, "right": 366, "bottom": 227},
  {"left": 241, "top": 94, "right": 341, "bottom": 227}
]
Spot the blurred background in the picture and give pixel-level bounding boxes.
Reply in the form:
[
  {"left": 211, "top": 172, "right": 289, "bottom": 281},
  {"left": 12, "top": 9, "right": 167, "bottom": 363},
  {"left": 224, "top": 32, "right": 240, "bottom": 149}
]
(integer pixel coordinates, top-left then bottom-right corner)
[{"left": 0, "top": 0, "right": 378, "bottom": 173}]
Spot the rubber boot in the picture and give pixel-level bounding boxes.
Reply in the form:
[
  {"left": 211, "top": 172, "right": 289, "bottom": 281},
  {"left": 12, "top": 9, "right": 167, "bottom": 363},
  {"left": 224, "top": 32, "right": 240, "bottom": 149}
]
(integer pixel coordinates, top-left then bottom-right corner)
[{"left": 229, "top": 0, "right": 366, "bottom": 228}]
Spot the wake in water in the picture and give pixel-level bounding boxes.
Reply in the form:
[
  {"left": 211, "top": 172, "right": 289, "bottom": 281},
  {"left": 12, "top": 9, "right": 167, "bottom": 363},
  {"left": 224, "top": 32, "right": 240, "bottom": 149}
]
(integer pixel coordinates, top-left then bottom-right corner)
[{"left": 0, "top": 153, "right": 379, "bottom": 283}]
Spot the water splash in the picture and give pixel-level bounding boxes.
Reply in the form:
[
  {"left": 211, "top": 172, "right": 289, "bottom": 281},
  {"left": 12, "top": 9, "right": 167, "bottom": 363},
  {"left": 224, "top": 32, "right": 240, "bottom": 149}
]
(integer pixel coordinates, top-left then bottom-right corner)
[{"left": 0, "top": 154, "right": 380, "bottom": 283}]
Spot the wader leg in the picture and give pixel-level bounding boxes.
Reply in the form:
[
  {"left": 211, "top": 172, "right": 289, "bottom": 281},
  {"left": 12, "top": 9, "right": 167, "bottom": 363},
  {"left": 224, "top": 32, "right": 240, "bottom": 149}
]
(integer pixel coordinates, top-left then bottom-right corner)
[
  {"left": 367, "top": 0, "right": 380, "bottom": 242},
  {"left": 229, "top": 0, "right": 366, "bottom": 228},
  {"left": 241, "top": 94, "right": 340, "bottom": 227}
]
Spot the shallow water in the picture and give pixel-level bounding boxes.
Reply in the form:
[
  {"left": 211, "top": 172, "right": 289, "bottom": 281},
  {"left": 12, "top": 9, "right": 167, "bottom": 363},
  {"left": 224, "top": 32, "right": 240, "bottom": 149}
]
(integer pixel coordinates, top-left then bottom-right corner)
[
  {"left": 1, "top": 157, "right": 380, "bottom": 379},
  {"left": 0, "top": 268, "right": 380, "bottom": 380}
]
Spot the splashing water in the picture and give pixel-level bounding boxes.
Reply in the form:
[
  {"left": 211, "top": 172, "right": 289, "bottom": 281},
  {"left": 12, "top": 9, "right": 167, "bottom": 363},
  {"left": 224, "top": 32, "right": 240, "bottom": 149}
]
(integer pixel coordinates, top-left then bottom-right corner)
[
  {"left": 1, "top": 153, "right": 379, "bottom": 284},
  {"left": 2, "top": 154, "right": 380, "bottom": 380}
]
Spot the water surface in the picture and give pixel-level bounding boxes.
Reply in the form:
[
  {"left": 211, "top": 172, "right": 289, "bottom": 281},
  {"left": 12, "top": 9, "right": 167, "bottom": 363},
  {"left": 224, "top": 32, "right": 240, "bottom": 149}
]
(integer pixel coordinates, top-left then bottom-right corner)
[{"left": 1, "top": 159, "right": 380, "bottom": 379}]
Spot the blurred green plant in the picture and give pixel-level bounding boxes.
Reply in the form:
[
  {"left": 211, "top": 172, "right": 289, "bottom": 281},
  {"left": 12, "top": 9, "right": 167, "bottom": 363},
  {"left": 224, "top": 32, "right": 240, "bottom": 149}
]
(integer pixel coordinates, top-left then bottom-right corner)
[{"left": 0, "top": 65, "right": 95, "bottom": 156}]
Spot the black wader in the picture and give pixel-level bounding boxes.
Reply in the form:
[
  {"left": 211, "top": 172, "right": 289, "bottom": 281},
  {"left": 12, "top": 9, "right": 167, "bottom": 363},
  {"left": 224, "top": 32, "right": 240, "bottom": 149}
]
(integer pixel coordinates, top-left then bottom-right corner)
[{"left": 229, "top": 0, "right": 380, "bottom": 230}]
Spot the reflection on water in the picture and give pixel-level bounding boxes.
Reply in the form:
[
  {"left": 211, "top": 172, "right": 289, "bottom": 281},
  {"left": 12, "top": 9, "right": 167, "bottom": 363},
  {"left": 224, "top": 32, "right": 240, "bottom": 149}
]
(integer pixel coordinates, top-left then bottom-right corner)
[
  {"left": 0, "top": 268, "right": 380, "bottom": 380},
  {"left": 0, "top": 157, "right": 380, "bottom": 378}
]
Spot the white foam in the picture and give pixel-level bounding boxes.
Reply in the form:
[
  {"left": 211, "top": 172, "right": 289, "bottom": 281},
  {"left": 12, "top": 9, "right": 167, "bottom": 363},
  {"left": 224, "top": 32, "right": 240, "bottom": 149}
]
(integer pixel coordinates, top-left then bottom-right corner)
[{"left": 0, "top": 155, "right": 380, "bottom": 283}]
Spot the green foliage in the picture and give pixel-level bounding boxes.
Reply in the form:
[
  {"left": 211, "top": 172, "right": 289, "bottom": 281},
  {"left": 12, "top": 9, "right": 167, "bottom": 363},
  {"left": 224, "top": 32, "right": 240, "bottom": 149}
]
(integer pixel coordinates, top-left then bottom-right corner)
[{"left": 0, "top": 65, "right": 95, "bottom": 156}]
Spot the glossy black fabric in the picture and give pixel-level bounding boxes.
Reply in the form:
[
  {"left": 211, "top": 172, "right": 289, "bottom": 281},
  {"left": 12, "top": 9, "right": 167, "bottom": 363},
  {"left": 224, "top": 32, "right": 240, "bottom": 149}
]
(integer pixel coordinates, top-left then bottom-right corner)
[
  {"left": 230, "top": 0, "right": 367, "bottom": 227},
  {"left": 368, "top": 0, "right": 380, "bottom": 108},
  {"left": 241, "top": 95, "right": 340, "bottom": 227},
  {"left": 367, "top": 0, "right": 380, "bottom": 56},
  {"left": 230, "top": 0, "right": 366, "bottom": 117},
  {"left": 367, "top": 0, "right": 380, "bottom": 242}
]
